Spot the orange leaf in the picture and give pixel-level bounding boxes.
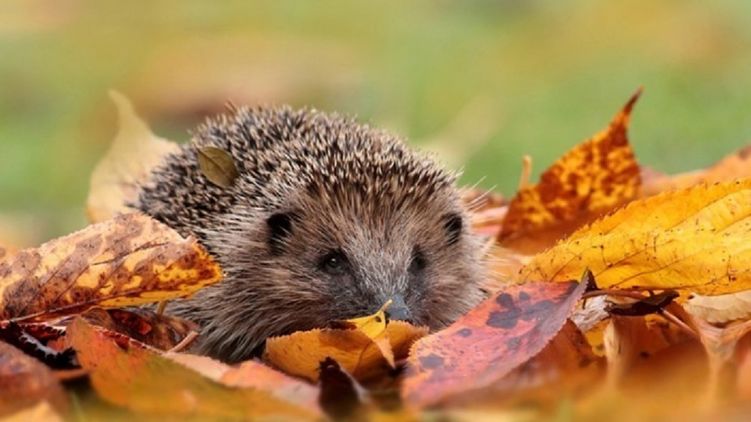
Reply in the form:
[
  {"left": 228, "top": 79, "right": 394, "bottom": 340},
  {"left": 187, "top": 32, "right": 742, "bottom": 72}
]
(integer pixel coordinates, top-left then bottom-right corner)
[
  {"left": 643, "top": 145, "right": 751, "bottom": 196},
  {"left": 401, "top": 278, "right": 588, "bottom": 408},
  {"left": 0, "top": 213, "right": 221, "bottom": 322},
  {"left": 500, "top": 89, "right": 642, "bottom": 253},
  {"left": 67, "top": 318, "right": 320, "bottom": 420},
  {"left": 264, "top": 320, "right": 427, "bottom": 382}
]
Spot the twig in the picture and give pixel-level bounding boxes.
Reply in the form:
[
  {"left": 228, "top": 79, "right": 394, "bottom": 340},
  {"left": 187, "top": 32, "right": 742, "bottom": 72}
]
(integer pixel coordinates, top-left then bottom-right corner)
[
  {"left": 156, "top": 300, "right": 168, "bottom": 315},
  {"left": 659, "top": 309, "right": 700, "bottom": 340},
  {"left": 518, "top": 155, "right": 533, "bottom": 190},
  {"left": 581, "top": 288, "right": 647, "bottom": 301},
  {"left": 168, "top": 330, "right": 199, "bottom": 353}
]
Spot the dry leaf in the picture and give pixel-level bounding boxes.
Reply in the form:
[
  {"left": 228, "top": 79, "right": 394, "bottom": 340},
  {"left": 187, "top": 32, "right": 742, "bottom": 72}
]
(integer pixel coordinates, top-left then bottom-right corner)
[
  {"left": 401, "top": 278, "right": 588, "bottom": 409},
  {"left": 0, "top": 322, "right": 75, "bottom": 369},
  {"left": 164, "top": 352, "right": 321, "bottom": 411},
  {"left": 0, "top": 213, "right": 221, "bottom": 321},
  {"left": 499, "top": 89, "right": 642, "bottom": 253},
  {"left": 67, "top": 318, "right": 320, "bottom": 420},
  {"left": 197, "top": 146, "right": 240, "bottom": 188},
  {"left": 76, "top": 307, "right": 198, "bottom": 350},
  {"left": 264, "top": 320, "right": 427, "bottom": 383},
  {"left": 318, "top": 357, "right": 369, "bottom": 421},
  {"left": 520, "top": 180, "right": 751, "bottom": 295},
  {"left": 643, "top": 145, "right": 751, "bottom": 196},
  {"left": 86, "top": 91, "right": 180, "bottom": 223},
  {"left": 0, "top": 341, "right": 67, "bottom": 417},
  {"left": 444, "top": 321, "right": 603, "bottom": 409},
  {"left": 221, "top": 359, "right": 321, "bottom": 410},
  {"left": 685, "top": 291, "right": 751, "bottom": 324}
]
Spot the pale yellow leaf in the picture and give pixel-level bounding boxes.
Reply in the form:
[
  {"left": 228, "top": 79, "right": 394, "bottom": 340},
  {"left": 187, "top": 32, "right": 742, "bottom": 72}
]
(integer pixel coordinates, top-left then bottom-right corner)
[{"left": 86, "top": 91, "right": 179, "bottom": 223}]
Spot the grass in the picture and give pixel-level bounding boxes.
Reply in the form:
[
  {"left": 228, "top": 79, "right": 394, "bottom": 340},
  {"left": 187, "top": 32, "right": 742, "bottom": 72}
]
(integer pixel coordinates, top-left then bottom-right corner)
[{"left": 1, "top": 0, "right": 750, "bottom": 244}]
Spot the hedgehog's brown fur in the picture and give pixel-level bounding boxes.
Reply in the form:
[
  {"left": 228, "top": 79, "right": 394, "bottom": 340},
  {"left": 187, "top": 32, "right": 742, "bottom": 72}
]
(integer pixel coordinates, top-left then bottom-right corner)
[{"left": 135, "top": 106, "right": 484, "bottom": 363}]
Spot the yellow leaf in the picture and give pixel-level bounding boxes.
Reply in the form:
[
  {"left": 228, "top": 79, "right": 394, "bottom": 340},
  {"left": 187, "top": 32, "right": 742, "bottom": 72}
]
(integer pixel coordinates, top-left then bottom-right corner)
[
  {"left": 499, "top": 89, "right": 642, "bottom": 254},
  {"left": 345, "top": 299, "right": 391, "bottom": 339},
  {"left": 0, "top": 213, "right": 222, "bottom": 321},
  {"left": 264, "top": 320, "right": 427, "bottom": 383},
  {"left": 86, "top": 91, "right": 179, "bottom": 223},
  {"left": 520, "top": 180, "right": 751, "bottom": 295}
]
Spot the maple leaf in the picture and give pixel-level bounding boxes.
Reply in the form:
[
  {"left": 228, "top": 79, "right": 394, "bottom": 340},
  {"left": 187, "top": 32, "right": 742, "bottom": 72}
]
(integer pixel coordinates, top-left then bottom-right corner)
[
  {"left": 0, "top": 213, "right": 221, "bottom": 322},
  {"left": 520, "top": 180, "right": 751, "bottom": 295},
  {"left": 500, "top": 89, "right": 642, "bottom": 253}
]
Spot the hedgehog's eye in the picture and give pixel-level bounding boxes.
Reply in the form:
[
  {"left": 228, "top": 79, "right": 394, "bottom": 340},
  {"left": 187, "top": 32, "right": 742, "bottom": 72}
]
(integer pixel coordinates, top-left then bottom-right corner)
[
  {"left": 409, "top": 248, "right": 427, "bottom": 274},
  {"left": 443, "top": 213, "right": 463, "bottom": 246},
  {"left": 319, "top": 249, "right": 349, "bottom": 275}
]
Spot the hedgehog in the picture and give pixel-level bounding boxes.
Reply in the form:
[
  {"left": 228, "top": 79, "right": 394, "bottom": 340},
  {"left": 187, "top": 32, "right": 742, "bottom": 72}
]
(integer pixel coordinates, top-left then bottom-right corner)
[{"left": 135, "top": 106, "right": 484, "bottom": 363}]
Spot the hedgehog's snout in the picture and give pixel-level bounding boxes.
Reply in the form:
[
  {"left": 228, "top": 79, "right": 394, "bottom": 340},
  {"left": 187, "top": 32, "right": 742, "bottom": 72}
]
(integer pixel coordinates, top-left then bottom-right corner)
[{"left": 385, "top": 294, "right": 413, "bottom": 323}]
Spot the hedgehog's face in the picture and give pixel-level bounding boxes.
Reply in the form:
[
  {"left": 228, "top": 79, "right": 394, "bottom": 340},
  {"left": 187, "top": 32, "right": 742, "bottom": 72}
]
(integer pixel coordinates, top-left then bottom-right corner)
[{"left": 258, "top": 189, "right": 484, "bottom": 332}]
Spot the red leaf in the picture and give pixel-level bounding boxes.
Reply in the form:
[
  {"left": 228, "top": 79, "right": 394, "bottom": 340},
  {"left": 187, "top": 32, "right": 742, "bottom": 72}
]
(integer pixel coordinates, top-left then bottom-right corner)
[{"left": 401, "top": 279, "right": 588, "bottom": 408}]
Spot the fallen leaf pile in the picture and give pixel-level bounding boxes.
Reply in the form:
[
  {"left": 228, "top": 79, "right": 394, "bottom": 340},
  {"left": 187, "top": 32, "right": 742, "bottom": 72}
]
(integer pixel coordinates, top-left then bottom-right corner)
[{"left": 3, "top": 89, "right": 751, "bottom": 421}]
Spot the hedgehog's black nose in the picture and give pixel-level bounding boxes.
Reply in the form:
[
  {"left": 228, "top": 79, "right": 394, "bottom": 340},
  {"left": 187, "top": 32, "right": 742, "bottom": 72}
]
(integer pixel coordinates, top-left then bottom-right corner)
[{"left": 385, "top": 294, "right": 413, "bottom": 323}]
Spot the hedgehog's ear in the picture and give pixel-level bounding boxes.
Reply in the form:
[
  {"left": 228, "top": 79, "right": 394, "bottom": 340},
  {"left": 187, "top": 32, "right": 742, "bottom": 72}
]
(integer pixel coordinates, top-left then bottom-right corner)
[
  {"left": 442, "top": 213, "right": 463, "bottom": 246},
  {"left": 266, "top": 211, "right": 297, "bottom": 254}
]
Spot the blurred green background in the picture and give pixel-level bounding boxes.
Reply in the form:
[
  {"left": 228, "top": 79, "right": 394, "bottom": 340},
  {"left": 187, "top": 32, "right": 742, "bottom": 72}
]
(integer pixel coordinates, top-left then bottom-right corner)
[{"left": 1, "top": 0, "right": 750, "bottom": 246}]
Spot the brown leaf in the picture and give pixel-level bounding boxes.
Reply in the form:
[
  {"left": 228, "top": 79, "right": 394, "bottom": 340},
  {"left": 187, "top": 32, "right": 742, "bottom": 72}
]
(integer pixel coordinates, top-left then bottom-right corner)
[
  {"left": 87, "top": 91, "right": 179, "bottom": 223},
  {"left": 77, "top": 307, "right": 198, "bottom": 351},
  {"left": 264, "top": 320, "right": 427, "bottom": 383},
  {"left": 197, "top": 146, "right": 240, "bottom": 188},
  {"left": 499, "top": 89, "right": 642, "bottom": 254},
  {"left": 67, "top": 318, "right": 320, "bottom": 420},
  {"left": 605, "top": 291, "right": 680, "bottom": 316},
  {"left": 0, "top": 341, "right": 67, "bottom": 417},
  {"left": 401, "top": 278, "right": 588, "bottom": 408},
  {"left": 0, "top": 213, "right": 222, "bottom": 322},
  {"left": 0, "top": 322, "right": 75, "bottom": 369},
  {"left": 318, "top": 357, "right": 369, "bottom": 421}
]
